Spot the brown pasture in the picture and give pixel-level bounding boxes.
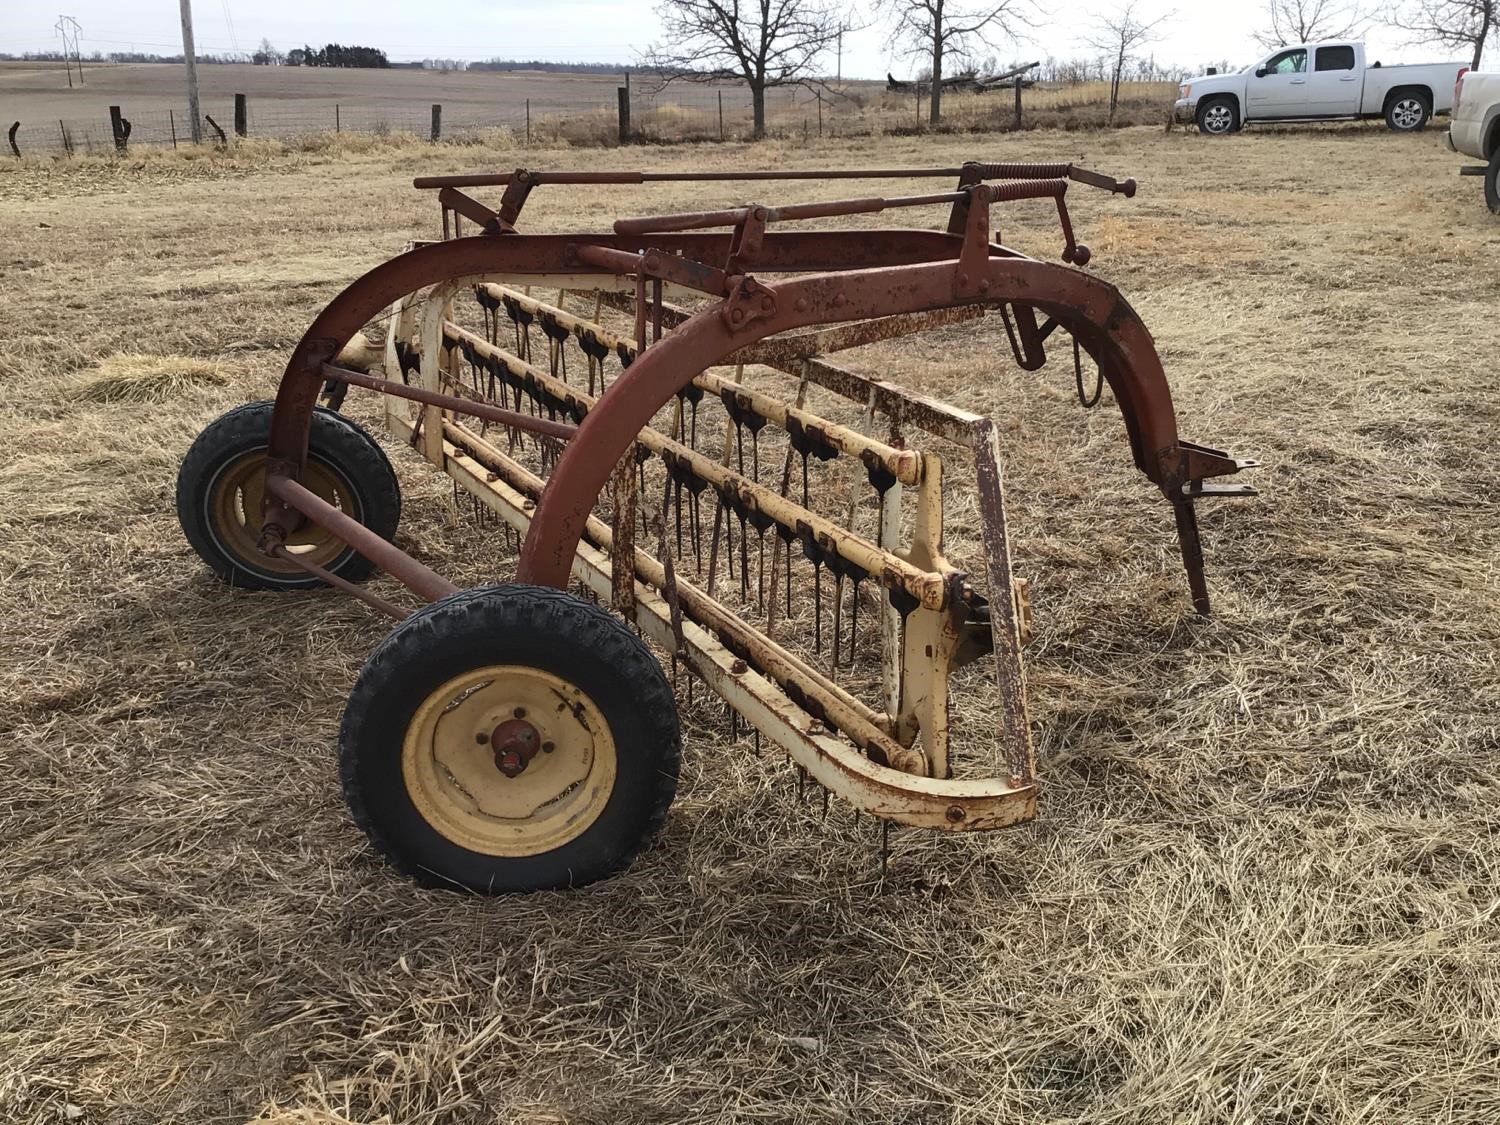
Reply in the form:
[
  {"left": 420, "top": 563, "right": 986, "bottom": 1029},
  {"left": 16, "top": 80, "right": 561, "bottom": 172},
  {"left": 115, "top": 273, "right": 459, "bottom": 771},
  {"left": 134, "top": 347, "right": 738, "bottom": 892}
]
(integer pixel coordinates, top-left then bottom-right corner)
[{"left": 1, "top": 125, "right": 1497, "bottom": 1123}]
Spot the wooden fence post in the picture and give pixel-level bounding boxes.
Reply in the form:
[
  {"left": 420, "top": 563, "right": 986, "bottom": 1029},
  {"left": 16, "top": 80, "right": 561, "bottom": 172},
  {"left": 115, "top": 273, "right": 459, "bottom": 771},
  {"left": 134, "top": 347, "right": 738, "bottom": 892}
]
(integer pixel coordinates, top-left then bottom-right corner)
[
  {"left": 526, "top": 98, "right": 531, "bottom": 143},
  {"left": 204, "top": 114, "right": 227, "bottom": 145},
  {"left": 234, "top": 93, "right": 247, "bottom": 137},
  {"left": 109, "top": 105, "right": 128, "bottom": 153},
  {"left": 430, "top": 104, "right": 442, "bottom": 142},
  {"left": 617, "top": 87, "right": 630, "bottom": 143},
  {"left": 1014, "top": 80, "right": 1022, "bottom": 129},
  {"left": 718, "top": 90, "right": 724, "bottom": 140},
  {"left": 7, "top": 122, "right": 19, "bottom": 158}
]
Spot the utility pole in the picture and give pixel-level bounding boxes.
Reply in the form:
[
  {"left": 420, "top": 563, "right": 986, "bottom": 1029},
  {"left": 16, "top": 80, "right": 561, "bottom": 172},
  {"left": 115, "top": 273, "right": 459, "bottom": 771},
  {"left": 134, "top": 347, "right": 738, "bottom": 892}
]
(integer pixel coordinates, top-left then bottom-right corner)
[
  {"left": 55, "top": 16, "right": 84, "bottom": 87},
  {"left": 179, "top": 0, "right": 202, "bottom": 143}
]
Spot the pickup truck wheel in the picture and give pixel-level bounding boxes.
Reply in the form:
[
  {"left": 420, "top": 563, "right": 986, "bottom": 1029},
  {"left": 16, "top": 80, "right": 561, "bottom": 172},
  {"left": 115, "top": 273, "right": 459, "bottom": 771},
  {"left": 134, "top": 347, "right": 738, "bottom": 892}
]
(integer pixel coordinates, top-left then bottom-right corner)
[
  {"left": 1385, "top": 94, "right": 1430, "bottom": 132},
  {"left": 1196, "top": 97, "right": 1239, "bottom": 136},
  {"left": 1486, "top": 150, "right": 1500, "bottom": 215}
]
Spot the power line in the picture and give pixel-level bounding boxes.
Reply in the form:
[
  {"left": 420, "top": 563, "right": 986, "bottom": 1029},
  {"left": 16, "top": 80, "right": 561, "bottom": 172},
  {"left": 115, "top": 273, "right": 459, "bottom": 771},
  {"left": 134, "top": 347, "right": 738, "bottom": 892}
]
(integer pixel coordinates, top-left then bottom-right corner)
[{"left": 219, "top": 0, "right": 240, "bottom": 55}]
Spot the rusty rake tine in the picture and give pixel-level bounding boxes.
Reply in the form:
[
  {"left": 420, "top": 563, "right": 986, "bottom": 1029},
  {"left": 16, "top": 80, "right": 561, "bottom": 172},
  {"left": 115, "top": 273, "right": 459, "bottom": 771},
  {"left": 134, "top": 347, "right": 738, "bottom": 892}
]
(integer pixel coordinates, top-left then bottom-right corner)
[{"left": 831, "top": 572, "right": 844, "bottom": 675}]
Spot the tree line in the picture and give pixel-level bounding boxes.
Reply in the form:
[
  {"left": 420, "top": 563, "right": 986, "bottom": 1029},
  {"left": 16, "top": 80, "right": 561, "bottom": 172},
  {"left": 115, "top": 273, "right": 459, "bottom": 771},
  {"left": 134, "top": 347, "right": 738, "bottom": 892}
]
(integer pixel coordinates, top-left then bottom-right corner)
[{"left": 640, "top": 0, "right": 1495, "bottom": 137}]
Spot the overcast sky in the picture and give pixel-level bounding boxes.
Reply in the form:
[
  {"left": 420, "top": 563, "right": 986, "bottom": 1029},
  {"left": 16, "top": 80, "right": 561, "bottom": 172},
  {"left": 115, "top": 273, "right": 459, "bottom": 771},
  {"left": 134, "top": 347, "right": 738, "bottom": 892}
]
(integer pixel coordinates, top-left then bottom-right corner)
[{"left": 1, "top": 2, "right": 1447, "bottom": 77}]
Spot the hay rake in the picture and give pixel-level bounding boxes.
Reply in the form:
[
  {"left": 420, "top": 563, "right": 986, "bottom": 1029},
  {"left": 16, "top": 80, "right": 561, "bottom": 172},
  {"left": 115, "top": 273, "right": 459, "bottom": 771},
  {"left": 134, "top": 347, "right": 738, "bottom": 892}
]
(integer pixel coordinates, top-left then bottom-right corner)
[{"left": 176, "top": 162, "right": 1258, "bottom": 893}]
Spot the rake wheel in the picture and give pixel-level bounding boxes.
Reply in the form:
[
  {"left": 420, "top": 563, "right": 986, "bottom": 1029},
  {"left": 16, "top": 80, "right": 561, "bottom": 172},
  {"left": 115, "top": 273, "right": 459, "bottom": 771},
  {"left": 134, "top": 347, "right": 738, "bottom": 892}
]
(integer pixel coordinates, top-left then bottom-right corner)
[
  {"left": 176, "top": 401, "right": 401, "bottom": 590},
  {"left": 339, "top": 584, "right": 681, "bottom": 893}
]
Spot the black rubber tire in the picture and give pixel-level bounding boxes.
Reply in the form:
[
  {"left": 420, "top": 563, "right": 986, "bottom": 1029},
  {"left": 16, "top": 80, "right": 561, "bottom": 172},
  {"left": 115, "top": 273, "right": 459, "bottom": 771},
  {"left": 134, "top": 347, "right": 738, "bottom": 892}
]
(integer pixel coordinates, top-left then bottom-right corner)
[
  {"left": 176, "top": 400, "right": 401, "bottom": 590},
  {"left": 1486, "top": 149, "right": 1500, "bottom": 215},
  {"left": 340, "top": 585, "right": 681, "bottom": 893},
  {"left": 1384, "top": 92, "right": 1431, "bottom": 132},
  {"left": 1196, "top": 96, "right": 1240, "bottom": 136}
]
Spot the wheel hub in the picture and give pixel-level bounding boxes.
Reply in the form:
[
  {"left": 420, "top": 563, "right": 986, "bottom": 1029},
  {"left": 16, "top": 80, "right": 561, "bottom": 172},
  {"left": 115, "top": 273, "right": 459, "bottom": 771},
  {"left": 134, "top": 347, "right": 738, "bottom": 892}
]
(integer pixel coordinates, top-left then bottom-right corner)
[
  {"left": 401, "top": 664, "right": 617, "bottom": 856},
  {"left": 490, "top": 716, "right": 542, "bottom": 777}
]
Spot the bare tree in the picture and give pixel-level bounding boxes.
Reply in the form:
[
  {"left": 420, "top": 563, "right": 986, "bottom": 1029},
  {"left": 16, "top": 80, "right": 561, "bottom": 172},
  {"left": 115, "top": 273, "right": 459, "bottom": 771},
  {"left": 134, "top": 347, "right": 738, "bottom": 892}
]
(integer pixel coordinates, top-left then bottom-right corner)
[
  {"left": 1082, "top": 2, "right": 1172, "bottom": 122},
  {"left": 253, "top": 37, "right": 284, "bottom": 66},
  {"left": 1254, "top": 0, "right": 1369, "bottom": 49},
  {"left": 641, "top": 0, "right": 844, "bottom": 138},
  {"left": 1394, "top": 0, "right": 1495, "bottom": 68},
  {"left": 879, "top": 0, "right": 1033, "bottom": 124}
]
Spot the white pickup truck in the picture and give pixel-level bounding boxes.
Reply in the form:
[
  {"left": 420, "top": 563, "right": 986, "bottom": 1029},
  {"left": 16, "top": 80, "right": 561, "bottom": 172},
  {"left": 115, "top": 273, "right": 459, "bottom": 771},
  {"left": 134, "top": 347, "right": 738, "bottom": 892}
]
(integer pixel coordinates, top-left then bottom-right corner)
[
  {"left": 1174, "top": 41, "right": 1468, "bottom": 135},
  {"left": 1445, "top": 69, "right": 1500, "bottom": 213}
]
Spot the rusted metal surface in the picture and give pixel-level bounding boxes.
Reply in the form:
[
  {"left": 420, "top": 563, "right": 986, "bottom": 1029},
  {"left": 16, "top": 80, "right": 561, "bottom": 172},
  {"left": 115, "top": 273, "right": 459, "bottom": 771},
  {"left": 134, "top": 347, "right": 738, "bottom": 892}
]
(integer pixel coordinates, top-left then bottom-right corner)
[
  {"left": 269, "top": 545, "right": 410, "bottom": 622},
  {"left": 262, "top": 475, "right": 460, "bottom": 603},
  {"left": 320, "top": 362, "right": 577, "bottom": 441},
  {"left": 227, "top": 159, "right": 1256, "bottom": 842}
]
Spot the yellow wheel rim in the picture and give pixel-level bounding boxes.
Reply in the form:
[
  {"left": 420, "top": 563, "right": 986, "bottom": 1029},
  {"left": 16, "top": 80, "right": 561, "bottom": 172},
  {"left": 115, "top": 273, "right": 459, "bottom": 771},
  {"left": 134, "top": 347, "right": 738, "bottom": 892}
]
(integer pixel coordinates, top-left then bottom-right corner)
[
  {"left": 209, "top": 451, "right": 353, "bottom": 575},
  {"left": 401, "top": 665, "right": 617, "bottom": 857}
]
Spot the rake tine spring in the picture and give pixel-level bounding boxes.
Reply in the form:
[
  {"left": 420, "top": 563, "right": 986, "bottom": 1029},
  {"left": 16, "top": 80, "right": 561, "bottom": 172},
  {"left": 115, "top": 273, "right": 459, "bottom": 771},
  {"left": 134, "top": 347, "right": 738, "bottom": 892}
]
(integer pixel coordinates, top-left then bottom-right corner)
[
  {"left": 797, "top": 765, "right": 806, "bottom": 802},
  {"left": 691, "top": 490, "right": 703, "bottom": 573},
  {"left": 707, "top": 500, "right": 724, "bottom": 596},
  {"left": 831, "top": 573, "right": 844, "bottom": 675},
  {"left": 725, "top": 509, "right": 735, "bottom": 585},
  {"left": 820, "top": 786, "right": 830, "bottom": 821},
  {"left": 757, "top": 531, "right": 766, "bottom": 611},
  {"left": 690, "top": 400, "right": 699, "bottom": 450},
  {"left": 849, "top": 578, "right": 861, "bottom": 667},
  {"left": 729, "top": 702, "right": 738, "bottom": 740},
  {"left": 880, "top": 820, "right": 890, "bottom": 882},
  {"left": 753, "top": 730, "right": 760, "bottom": 757},
  {"left": 675, "top": 482, "right": 685, "bottom": 559},
  {"left": 784, "top": 543, "right": 792, "bottom": 620},
  {"left": 739, "top": 514, "right": 749, "bottom": 604},
  {"left": 813, "top": 561, "right": 823, "bottom": 653}
]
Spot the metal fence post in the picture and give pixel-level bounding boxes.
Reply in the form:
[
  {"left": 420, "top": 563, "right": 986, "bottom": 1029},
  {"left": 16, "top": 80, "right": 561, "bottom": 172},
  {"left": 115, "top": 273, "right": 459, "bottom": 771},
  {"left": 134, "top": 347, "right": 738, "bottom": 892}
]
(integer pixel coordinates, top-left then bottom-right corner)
[
  {"left": 234, "top": 93, "right": 247, "bottom": 137},
  {"left": 431, "top": 103, "right": 442, "bottom": 142},
  {"left": 1014, "top": 81, "right": 1022, "bottom": 129},
  {"left": 617, "top": 87, "right": 630, "bottom": 143},
  {"left": 335, "top": 104, "right": 340, "bottom": 133},
  {"left": 169, "top": 109, "right": 177, "bottom": 148},
  {"left": 718, "top": 90, "right": 724, "bottom": 140}
]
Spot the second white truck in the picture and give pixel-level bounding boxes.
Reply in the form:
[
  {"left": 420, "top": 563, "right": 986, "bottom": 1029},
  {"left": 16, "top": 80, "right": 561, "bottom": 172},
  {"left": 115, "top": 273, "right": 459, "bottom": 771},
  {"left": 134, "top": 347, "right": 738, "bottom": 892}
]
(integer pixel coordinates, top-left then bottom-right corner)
[
  {"left": 1174, "top": 42, "right": 1468, "bottom": 135},
  {"left": 1445, "top": 69, "right": 1500, "bottom": 213}
]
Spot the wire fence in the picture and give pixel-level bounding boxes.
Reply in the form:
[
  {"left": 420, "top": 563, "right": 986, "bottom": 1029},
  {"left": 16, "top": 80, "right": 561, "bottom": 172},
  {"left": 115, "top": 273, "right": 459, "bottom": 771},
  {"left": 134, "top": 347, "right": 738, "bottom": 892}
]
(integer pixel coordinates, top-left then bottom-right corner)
[{"left": 4, "top": 79, "right": 1177, "bottom": 157}]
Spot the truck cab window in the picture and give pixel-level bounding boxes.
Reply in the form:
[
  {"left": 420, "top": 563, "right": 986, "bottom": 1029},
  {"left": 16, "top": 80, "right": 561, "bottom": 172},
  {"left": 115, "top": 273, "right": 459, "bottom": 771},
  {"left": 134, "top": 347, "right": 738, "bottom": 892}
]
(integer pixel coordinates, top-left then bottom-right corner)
[
  {"left": 1316, "top": 46, "right": 1355, "bottom": 72},
  {"left": 1265, "top": 49, "right": 1308, "bottom": 75}
]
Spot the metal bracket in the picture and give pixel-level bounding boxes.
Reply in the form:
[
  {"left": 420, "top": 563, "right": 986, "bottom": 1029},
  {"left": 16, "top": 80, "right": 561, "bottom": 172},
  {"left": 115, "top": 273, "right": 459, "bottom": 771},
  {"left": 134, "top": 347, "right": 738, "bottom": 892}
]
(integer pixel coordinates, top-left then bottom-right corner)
[{"left": 720, "top": 275, "right": 777, "bottom": 333}]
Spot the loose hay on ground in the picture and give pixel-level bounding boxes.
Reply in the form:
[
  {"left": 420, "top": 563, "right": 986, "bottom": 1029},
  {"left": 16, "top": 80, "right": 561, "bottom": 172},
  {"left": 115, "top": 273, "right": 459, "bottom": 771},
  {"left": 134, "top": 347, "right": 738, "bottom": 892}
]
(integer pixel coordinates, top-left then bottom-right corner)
[
  {"left": 0, "top": 128, "right": 1497, "bottom": 1125},
  {"left": 70, "top": 353, "right": 229, "bottom": 403}
]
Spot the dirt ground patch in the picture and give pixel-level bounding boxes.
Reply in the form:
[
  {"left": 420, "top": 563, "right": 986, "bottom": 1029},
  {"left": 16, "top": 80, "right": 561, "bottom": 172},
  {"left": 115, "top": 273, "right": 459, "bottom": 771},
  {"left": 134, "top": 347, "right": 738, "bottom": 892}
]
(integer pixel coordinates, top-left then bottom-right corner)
[{"left": 1, "top": 127, "right": 1498, "bottom": 1124}]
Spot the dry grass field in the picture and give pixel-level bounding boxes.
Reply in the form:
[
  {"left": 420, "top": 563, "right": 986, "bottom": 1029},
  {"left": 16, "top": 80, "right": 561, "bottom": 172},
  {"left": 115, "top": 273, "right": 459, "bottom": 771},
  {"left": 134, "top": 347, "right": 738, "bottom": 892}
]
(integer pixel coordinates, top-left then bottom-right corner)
[
  {"left": 1, "top": 124, "right": 1498, "bottom": 1124},
  {"left": 1, "top": 62, "right": 1178, "bottom": 152}
]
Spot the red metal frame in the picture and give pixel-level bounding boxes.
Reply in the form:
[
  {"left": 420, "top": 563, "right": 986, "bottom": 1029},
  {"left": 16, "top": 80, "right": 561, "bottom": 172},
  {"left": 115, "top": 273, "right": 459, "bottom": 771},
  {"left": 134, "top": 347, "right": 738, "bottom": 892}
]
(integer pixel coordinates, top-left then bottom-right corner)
[{"left": 258, "top": 164, "right": 1254, "bottom": 614}]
